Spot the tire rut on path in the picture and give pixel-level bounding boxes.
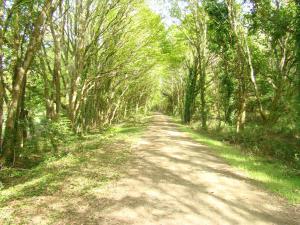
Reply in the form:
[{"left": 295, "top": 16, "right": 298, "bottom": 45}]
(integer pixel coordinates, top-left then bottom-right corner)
[{"left": 96, "top": 114, "right": 299, "bottom": 225}]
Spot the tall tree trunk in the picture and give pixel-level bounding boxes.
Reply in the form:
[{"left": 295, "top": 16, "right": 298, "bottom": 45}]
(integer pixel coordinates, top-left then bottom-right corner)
[
  {"left": 109, "top": 86, "right": 129, "bottom": 125},
  {"left": 244, "top": 32, "right": 266, "bottom": 122},
  {"left": 69, "top": 0, "right": 84, "bottom": 127},
  {"left": 39, "top": 56, "right": 54, "bottom": 119},
  {"left": 236, "top": 96, "right": 246, "bottom": 133},
  {"left": 295, "top": 0, "right": 300, "bottom": 128},
  {"left": 199, "top": 73, "right": 207, "bottom": 129},
  {"left": 0, "top": 75, "right": 3, "bottom": 151},
  {"left": 226, "top": 0, "right": 248, "bottom": 132},
  {"left": 199, "top": 16, "right": 208, "bottom": 130},
  {"left": 0, "top": 0, "right": 4, "bottom": 150},
  {"left": 50, "top": 2, "right": 63, "bottom": 118},
  {"left": 1, "top": 0, "right": 54, "bottom": 166},
  {"left": 184, "top": 66, "right": 197, "bottom": 123},
  {"left": 17, "top": 74, "right": 27, "bottom": 150}
]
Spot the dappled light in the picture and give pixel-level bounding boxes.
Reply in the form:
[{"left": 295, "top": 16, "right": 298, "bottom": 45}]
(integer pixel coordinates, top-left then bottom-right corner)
[
  {"left": 23, "top": 114, "right": 294, "bottom": 225},
  {"left": 0, "top": 0, "right": 299, "bottom": 224},
  {"left": 0, "top": 123, "right": 144, "bottom": 223}
]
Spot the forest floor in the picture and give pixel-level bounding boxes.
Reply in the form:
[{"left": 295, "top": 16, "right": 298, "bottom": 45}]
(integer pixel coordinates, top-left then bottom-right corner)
[{"left": 0, "top": 114, "right": 299, "bottom": 224}]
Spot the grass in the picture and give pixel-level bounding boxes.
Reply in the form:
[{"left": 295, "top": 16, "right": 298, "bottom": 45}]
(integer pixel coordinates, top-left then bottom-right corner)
[
  {"left": 174, "top": 120, "right": 300, "bottom": 204},
  {"left": 0, "top": 121, "right": 147, "bottom": 223}
]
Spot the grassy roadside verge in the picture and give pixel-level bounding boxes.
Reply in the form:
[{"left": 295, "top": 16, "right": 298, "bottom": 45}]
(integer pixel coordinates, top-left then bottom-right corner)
[
  {"left": 174, "top": 119, "right": 300, "bottom": 204},
  {"left": 0, "top": 119, "right": 147, "bottom": 223}
]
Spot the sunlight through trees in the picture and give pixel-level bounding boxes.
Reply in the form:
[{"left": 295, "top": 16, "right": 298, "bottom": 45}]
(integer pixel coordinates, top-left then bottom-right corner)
[{"left": 0, "top": 0, "right": 299, "bottom": 168}]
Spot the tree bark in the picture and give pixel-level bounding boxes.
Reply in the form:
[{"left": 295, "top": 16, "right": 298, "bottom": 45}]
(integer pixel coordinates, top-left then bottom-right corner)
[
  {"left": 199, "top": 15, "right": 208, "bottom": 130},
  {"left": 184, "top": 65, "right": 197, "bottom": 124},
  {"left": 244, "top": 32, "right": 266, "bottom": 122},
  {"left": 0, "top": 0, "right": 4, "bottom": 151},
  {"left": 295, "top": 0, "right": 300, "bottom": 125},
  {"left": 226, "top": 0, "right": 248, "bottom": 132},
  {"left": 1, "top": 0, "right": 54, "bottom": 166},
  {"left": 50, "top": 3, "right": 63, "bottom": 118},
  {"left": 69, "top": 0, "right": 84, "bottom": 127}
]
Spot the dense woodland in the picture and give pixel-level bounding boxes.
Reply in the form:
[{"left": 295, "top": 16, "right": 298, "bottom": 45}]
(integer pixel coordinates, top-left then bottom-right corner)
[{"left": 0, "top": 0, "right": 299, "bottom": 168}]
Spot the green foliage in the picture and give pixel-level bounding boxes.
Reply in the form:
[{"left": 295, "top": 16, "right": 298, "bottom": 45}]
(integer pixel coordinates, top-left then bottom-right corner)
[
  {"left": 38, "top": 118, "right": 75, "bottom": 150},
  {"left": 205, "top": 0, "right": 231, "bottom": 53},
  {"left": 14, "top": 117, "right": 76, "bottom": 168},
  {"left": 0, "top": 0, "right": 299, "bottom": 211},
  {"left": 159, "top": 0, "right": 299, "bottom": 167},
  {"left": 0, "top": 0, "right": 167, "bottom": 166}
]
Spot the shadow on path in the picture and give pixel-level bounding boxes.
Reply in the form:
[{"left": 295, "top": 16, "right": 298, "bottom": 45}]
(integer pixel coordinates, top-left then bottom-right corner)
[
  {"left": 90, "top": 114, "right": 299, "bottom": 225},
  {"left": 1, "top": 114, "right": 298, "bottom": 225}
]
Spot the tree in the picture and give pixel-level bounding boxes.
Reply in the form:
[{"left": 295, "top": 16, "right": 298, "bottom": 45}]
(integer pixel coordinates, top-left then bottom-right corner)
[{"left": 1, "top": 0, "right": 58, "bottom": 166}]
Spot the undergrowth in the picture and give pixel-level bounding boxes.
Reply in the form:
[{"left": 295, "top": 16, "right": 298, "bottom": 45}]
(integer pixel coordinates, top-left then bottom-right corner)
[
  {"left": 0, "top": 118, "right": 147, "bottom": 207},
  {"left": 175, "top": 119, "right": 300, "bottom": 204}
]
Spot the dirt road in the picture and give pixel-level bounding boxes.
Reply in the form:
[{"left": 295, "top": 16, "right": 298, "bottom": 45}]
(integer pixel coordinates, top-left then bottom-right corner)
[
  {"left": 2, "top": 114, "right": 298, "bottom": 224},
  {"left": 97, "top": 114, "right": 299, "bottom": 225}
]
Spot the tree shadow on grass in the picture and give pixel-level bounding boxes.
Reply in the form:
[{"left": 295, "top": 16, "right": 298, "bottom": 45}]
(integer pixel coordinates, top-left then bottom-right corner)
[
  {"left": 0, "top": 130, "right": 133, "bottom": 206},
  {"left": 1, "top": 115, "right": 299, "bottom": 225}
]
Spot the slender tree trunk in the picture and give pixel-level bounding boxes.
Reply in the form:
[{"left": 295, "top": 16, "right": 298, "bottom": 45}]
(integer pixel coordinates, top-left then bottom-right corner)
[
  {"left": 199, "top": 75, "right": 207, "bottom": 129},
  {"left": 199, "top": 17, "right": 208, "bottom": 130},
  {"left": 0, "top": 76, "right": 3, "bottom": 151},
  {"left": 244, "top": 33, "right": 266, "bottom": 122},
  {"left": 51, "top": 28, "right": 62, "bottom": 118},
  {"left": 69, "top": 0, "right": 84, "bottom": 127},
  {"left": 39, "top": 56, "right": 55, "bottom": 119},
  {"left": 50, "top": 3, "right": 63, "bottom": 118},
  {"left": 17, "top": 74, "right": 27, "bottom": 150},
  {"left": 199, "top": 56, "right": 207, "bottom": 129},
  {"left": 236, "top": 88, "right": 246, "bottom": 133},
  {"left": 0, "top": 0, "right": 4, "bottom": 150},
  {"left": 226, "top": 0, "right": 248, "bottom": 132},
  {"left": 295, "top": 0, "right": 300, "bottom": 126}
]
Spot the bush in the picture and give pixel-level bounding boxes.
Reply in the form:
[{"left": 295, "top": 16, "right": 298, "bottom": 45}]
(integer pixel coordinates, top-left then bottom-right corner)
[
  {"left": 219, "top": 126, "right": 300, "bottom": 168},
  {"left": 23, "top": 117, "right": 76, "bottom": 156}
]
